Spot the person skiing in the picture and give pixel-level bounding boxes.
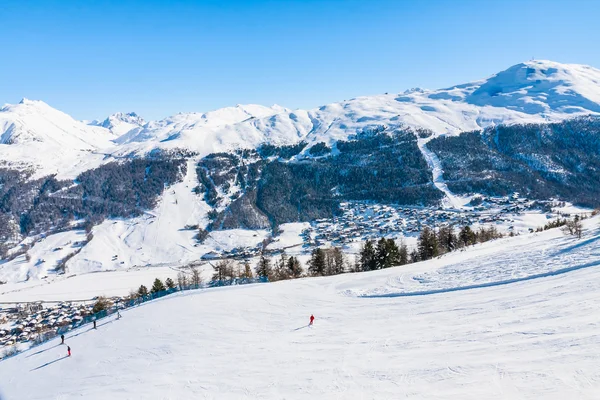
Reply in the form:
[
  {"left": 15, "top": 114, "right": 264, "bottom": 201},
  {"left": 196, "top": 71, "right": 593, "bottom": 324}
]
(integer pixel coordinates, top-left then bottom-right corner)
[
  {"left": 93, "top": 319, "right": 97, "bottom": 329},
  {"left": 61, "top": 334, "right": 65, "bottom": 344},
  {"left": 309, "top": 315, "right": 315, "bottom": 326},
  {"left": 67, "top": 346, "right": 71, "bottom": 357}
]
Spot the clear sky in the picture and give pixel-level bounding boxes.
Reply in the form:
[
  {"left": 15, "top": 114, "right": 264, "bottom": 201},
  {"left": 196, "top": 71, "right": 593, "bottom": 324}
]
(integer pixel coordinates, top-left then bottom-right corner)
[{"left": 1, "top": 0, "right": 599, "bottom": 121}]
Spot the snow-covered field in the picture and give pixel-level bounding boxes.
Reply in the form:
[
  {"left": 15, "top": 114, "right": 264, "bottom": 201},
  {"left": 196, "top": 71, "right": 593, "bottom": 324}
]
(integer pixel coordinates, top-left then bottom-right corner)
[{"left": 1, "top": 218, "right": 599, "bottom": 399}]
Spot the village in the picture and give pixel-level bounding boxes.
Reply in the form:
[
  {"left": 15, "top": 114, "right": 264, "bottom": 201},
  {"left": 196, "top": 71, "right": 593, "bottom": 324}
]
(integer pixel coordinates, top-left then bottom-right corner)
[
  {"left": 0, "top": 298, "right": 120, "bottom": 353},
  {"left": 216, "top": 195, "right": 564, "bottom": 259},
  {"left": 303, "top": 195, "right": 546, "bottom": 247}
]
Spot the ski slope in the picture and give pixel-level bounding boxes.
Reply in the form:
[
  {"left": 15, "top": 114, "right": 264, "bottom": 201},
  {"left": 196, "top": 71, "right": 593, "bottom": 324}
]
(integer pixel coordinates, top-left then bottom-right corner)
[{"left": 2, "top": 219, "right": 600, "bottom": 399}]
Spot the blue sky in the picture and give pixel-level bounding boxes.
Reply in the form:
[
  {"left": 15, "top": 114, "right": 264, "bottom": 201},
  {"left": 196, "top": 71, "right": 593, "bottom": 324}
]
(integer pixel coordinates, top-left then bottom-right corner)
[{"left": 1, "top": 0, "right": 599, "bottom": 121}]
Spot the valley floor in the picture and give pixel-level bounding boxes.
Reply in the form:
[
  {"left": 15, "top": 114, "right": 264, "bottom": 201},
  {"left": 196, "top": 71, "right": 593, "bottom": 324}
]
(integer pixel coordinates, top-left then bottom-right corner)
[{"left": 1, "top": 219, "right": 600, "bottom": 399}]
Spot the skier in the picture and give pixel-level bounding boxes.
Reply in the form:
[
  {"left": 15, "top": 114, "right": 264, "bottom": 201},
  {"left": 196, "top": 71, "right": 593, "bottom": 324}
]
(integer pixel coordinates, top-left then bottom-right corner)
[
  {"left": 93, "top": 319, "right": 97, "bottom": 329},
  {"left": 67, "top": 346, "right": 71, "bottom": 357},
  {"left": 309, "top": 315, "right": 315, "bottom": 326},
  {"left": 61, "top": 334, "right": 65, "bottom": 344}
]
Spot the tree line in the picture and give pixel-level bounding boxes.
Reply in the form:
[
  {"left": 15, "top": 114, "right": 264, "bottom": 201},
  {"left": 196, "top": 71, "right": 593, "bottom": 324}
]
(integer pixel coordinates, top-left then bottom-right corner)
[{"left": 356, "top": 225, "right": 503, "bottom": 272}]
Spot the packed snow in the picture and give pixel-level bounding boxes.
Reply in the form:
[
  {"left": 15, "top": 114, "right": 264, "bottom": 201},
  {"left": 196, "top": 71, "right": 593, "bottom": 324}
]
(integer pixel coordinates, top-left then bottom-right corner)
[{"left": 1, "top": 218, "right": 600, "bottom": 399}]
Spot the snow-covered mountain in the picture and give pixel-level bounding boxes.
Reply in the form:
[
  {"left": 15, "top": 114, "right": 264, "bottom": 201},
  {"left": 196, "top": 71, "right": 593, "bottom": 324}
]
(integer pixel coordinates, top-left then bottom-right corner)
[
  {"left": 0, "top": 99, "right": 117, "bottom": 178},
  {"left": 114, "top": 104, "right": 291, "bottom": 152},
  {"left": 1, "top": 60, "right": 599, "bottom": 178},
  {"left": 122, "top": 59, "right": 600, "bottom": 154},
  {"left": 0, "top": 99, "right": 116, "bottom": 147},
  {"left": 90, "top": 111, "right": 146, "bottom": 137}
]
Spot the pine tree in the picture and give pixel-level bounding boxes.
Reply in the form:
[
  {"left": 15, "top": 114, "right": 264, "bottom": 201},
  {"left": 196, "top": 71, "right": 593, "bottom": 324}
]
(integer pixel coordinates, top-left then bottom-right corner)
[
  {"left": 418, "top": 226, "right": 439, "bottom": 260},
  {"left": 437, "top": 225, "right": 457, "bottom": 253},
  {"left": 286, "top": 256, "right": 303, "bottom": 278},
  {"left": 376, "top": 238, "right": 400, "bottom": 269},
  {"left": 255, "top": 254, "right": 273, "bottom": 280},
  {"left": 359, "top": 240, "right": 377, "bottom": 271},
  {"left": 375, "top": 238, "right": 387, "bottom": 270},
  {"left": 165, "top": 277, "right": 176, "bottom": 289},
  {"left": 352, "top": 255, "right": 362, "bottom": 273},
  {"left": 137, "top": 284, "right": 149, "bottom": 297},
  {"left": 331, "top": 247, "right": 345, "bottom": 275},
  {"left": 459, "top": 225, "right": 476, "bottom": 247},
  {"left": 151, "top": 278, "right": 166, "bottom": 293},
  {"left": 410, "top": 249, "right": 420, "bottom": 263},
  {"left": 308, "top": 248, "right": 326, "bottom": 276},
  {"left": 398, "top": 240, "right": 409, "bottom": 265},
  {"left": 274, "top": 252, "right": 290, "bottom": 281}
]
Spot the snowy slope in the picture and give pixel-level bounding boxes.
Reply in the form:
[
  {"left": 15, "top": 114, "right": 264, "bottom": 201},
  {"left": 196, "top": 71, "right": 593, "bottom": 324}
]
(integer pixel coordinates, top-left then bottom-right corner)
[{"left": 1, "top": 218, "right": 600, "bottom": 399}]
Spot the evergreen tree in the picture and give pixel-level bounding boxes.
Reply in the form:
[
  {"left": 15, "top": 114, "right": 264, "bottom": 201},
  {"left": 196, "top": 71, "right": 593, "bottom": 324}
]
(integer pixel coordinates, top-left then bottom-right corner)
[
  {"left": 374, "top": 238, "right": 400, "bottom": 269},
  {"left": 274, "top": 252, "right": 291, "bottom": 281},
  {"left": 375, "top": 238, "right": 387, "bottom": 270},
  {"left": 352, "top": 255, "right": 362, "bottom": 273},
  {"left": 437, "top": 225, "right": 457, "bottom": 253},
  {"left": 165, "top": 277, "right": 176, "bottom": 289},
  {"left": 359, "top": 240, "right": 377, "bottom": 271},
  {"left": 255, "top": 254, "right": 273, "bottom": 280},
  {"left": 459, "top": 225, "right": 476, "bottom": 247},
  {"left": 323, "top": 247, "right": 346, "bottom": 275},
  {"left": 151, "top": 278, "right": 166, "bottom": 294},
  {"left": 308, "top": 248, "right": 326, "bottom": 276},
  {"left": 286, "top": 256, "right": 303, "bottom": 278},
  {"left": 398, "top": 240, "right": 409, "bottom": 265},
  {"left": 137, "top": 284, "right": 149, "bottom": 297},
  {"left": 418, "top": 226, "right": 439, "bottom": 260},
  {"left": 410, "top": 249, "right": 420, "bottom": 263}
]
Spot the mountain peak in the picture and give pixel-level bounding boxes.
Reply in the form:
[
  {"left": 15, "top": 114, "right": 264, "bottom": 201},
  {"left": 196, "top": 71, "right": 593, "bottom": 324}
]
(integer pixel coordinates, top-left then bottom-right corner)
[
  {"left": 462, "top": 60, "right": 600, "bottom": 114},
  {"left": 92, "top": 111, "right": 146, "bottom": 136}
]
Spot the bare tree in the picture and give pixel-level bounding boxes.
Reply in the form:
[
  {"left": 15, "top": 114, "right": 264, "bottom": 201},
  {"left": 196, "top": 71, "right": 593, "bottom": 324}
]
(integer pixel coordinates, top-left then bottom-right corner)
[
  {"left": 241, "top": 260, "right": 253, "bottom": 279},
  {"left": 212, "top": 260, "right": 235, "bottom": 282},
  {"left": 177, "top": 271, "right": 188, "bottom": 290},
  {"left": 562, "top": 216, "right": 583, "bottom": 239},
  {"left": 190, "top": 266, "right": 202, "bottom": 288}
]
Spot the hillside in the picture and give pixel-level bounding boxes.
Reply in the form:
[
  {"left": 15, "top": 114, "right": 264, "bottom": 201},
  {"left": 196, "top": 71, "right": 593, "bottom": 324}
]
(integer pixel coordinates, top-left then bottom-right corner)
[
  {"left": 0, "top": 59, "right": 599, "bottom": 288},
  {"left": 1, "top": 218, "right": 599, "bottom": 399}
]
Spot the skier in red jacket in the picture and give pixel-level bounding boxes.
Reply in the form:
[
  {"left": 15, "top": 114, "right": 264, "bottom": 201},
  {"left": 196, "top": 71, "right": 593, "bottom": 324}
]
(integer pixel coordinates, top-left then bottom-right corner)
[
  {"left": 309, "top": 315, "right": 315, "bottom": 326},
  {"left": 67, "top": 346, "right": 71, "bottom": 357}
]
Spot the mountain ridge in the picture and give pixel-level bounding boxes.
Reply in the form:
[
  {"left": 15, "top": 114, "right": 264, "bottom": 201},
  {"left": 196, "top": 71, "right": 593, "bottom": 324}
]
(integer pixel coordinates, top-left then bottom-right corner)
[{"left": 1, "top": 60, "right": 599, "bottom": 178}]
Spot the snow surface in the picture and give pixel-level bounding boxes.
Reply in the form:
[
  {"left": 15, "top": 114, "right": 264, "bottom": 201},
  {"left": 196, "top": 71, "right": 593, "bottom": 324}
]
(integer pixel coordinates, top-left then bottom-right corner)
[{"left": 1, "top": 218, "right": 600, "bottom": 399}]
